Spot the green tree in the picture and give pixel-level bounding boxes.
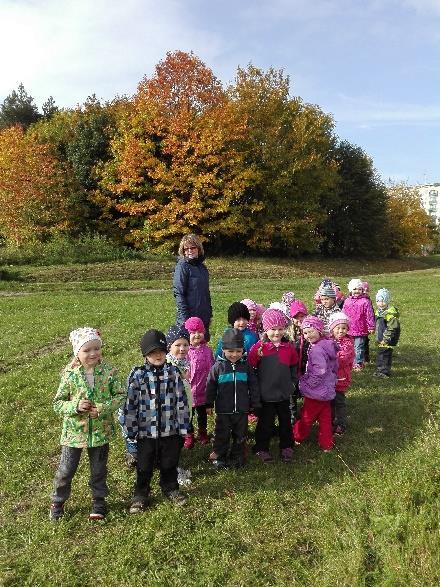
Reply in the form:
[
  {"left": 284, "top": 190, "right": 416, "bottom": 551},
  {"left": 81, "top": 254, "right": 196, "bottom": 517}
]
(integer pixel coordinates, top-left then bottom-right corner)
[
  {"left": 319, "top": 140, "right": 388, "bottom": 256},
  {"left": 42, "top": 96, "right": 59, "bottom": 119},
  {"left": 0, "top": 83, "right": 41, "bottom": 129}
]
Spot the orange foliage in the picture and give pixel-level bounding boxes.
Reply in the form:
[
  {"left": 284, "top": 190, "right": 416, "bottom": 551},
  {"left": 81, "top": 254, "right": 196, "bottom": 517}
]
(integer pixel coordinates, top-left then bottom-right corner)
[{"left": 0, "top": 126, "right": 68, "bottom": 244}]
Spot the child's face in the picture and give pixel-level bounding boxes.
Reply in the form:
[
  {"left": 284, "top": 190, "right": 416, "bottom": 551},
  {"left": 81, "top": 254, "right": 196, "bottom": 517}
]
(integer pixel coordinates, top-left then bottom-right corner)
[
  {"left": 351, "top": 287, "right": 363, "bottom": 297},
  {"left": 320, "top": 296, "right": 336, "bottom": 309},
  {"left": 249, "top": 309, "right": 257, "bottom": 320},
  {"left": 169, "top": 338, "right": 189, "bottom": 360},
  {"left": 332, "top": 324, "right": 348, "bottom": 340},
  {"left": 234, "top": 317, "right": 249, "bottom": 330},
  {"left": 77, "top": 340, "right": 102, "bottom": 370},
  {"left": 146, "top": 349, "right": 166, "bottom": 367},
  {"left": 189, "top": 330, "right": 205, "bottom": 346},
  {"left": 266, "top": 327, "right": 285, "bottom": 344},
  {"left": 303, "top": 327, "right": 321, "bottom": 343},
  {"left": 377, "top": 300, "right": 388, "bottom": 310},
  {"left": 224, "top": 348, "right": 244, "bottom": 363},
  {"left": 292, "top": 313, "right": 305, "bottom": 326}
]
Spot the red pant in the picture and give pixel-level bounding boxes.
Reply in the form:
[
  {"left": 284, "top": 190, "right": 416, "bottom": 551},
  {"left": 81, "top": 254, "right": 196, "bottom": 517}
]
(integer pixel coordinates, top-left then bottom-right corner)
[{"left": 293, "top": 397, "right": 333, "bottom": 450}]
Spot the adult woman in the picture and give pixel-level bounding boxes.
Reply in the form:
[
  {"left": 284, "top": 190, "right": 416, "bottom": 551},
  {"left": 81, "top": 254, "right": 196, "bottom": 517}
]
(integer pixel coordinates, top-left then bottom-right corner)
[{"left": 173, "top": 234, "right": 212, "bottom": 340}]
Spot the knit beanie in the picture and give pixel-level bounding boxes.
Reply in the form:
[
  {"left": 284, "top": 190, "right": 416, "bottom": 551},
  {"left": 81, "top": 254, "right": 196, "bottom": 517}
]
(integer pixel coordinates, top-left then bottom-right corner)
[
  {"left": 348, "top": 278, "right": 363, "bottom": 293},
  {"left": 228, "top": 302, "right": 250, "bottom": 325},
  {"left": 184, "top": 316, "right": 205, "bottom": 333},
  {"left": 290, "top": 300, "right": 308, "bottom": 318},
  {"left": 166, "top": 324, "right": 190, "bottom": 350},
  {"left": 222, "top": 328, "right": 244, "bottom": 350},
  {"left": 376, "top": 288, "right": 391, "bottom": 305},
  {"left": 301, "top": 315, "right": 325, "bottom": 333},
  {"left": 361, "top": 281, "right": 370, "bottom": 293},
  {"left": 328, "top": 312, "right": 350, "bottom": 332},
  {"left": 262, "top": 308, "right": 288, "bottom": 331},
  {"left": 319, "top": 284, "right": 336, "bottom": 298},
  {"left": 69, "top": 327, "right": 102, "bottom": 356},
  {"left": 140, "top": 329, "right": 167, "bottom": 356},
  {"left": 240, "top": 298, "right": 258, "bottom": 312},
  {"left": 281, "top": 291, "right": 295, "bottom": 306}
]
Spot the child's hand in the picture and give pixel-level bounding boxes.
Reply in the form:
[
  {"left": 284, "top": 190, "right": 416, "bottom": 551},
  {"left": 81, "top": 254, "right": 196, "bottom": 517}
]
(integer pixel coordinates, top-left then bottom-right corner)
[
  {"left": 77, "top": 399, "right": 92, "bottom": 412},
  {"left": 89, "top": 406, "right": 99, "bottom": 419},
  {"left": 206, "top": 408, "right": 213, "bottom": 416}
]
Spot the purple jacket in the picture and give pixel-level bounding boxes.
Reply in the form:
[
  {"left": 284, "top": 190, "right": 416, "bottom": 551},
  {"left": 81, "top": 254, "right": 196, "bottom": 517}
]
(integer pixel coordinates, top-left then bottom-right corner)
[
  {"left": 188, "top": 343, "right": 214, "bottom": 407},
  {"left": 299, "top": 337, "right": 338, "bottom": 401},
  {"left": 342, "top": 294, "right": 375, "bottom": 337}
]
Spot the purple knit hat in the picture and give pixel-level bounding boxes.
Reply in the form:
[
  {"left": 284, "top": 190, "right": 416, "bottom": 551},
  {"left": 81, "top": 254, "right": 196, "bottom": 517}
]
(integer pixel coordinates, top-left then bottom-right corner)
[
  {"left": 328, "top": 312, "right": 350, "bottom": 332},
  {"left": 240, "top": 298, "right": 258, "bottom": 312},
  {"left": 184, "top": 317, "right": 205, "bottom": 333},
  {"left": 262, "top": 308, "right": 288, "bottom": 331},
  {"left": 290, "top": 300, "right": 308, "bottom": 318},
  {"left": 301, "top": 315, "right": 325, "bottom": 333}
]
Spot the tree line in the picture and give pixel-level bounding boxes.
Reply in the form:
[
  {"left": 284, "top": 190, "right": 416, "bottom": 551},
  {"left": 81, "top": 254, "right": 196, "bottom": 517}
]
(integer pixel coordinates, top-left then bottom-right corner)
[{"left": 0, "top": 51, "right": 435, "bottom": 256}]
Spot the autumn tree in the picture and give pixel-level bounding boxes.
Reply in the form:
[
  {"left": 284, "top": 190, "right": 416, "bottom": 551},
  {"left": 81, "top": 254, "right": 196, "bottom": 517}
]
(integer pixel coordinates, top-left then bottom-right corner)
[
  {"left": 0, "top": 83, "right": 42, "bottom": 129},
  {"left": 0, "top": 126, "right": 69, "bottom": 244},
  {"left": 319, "top": 140, "right": 388, "bottom": 256},
  {"left": 229, "top": 65, "right": 338, "bottom": 254},
  {"left": 98, "top": 51, "right": 256, "bottom": 251},
  {"left": 384, "top": 183, "right": 434, "bottom": 256}
]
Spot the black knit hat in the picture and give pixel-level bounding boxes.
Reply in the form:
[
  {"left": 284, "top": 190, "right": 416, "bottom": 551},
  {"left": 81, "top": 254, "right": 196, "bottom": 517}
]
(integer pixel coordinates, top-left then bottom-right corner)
[
  {"left": 140, "top": 329, "right": 167, "bottom": 356},
  {"left": 166, "top": 324, "right": 190, "bottom": 350},
  {"left": 222, "top": 328, "right": 244, "bottom": 350},
  {"left": 227, "top": 302, "right": 250, "bottom": 325}
]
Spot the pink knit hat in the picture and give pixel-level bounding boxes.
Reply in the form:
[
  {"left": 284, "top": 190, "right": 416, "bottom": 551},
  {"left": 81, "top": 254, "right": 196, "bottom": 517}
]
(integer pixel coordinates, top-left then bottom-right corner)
[
  {"left": 328, "top": 312, "right": 350, "bottom": 332},
  {"left": 290, "top": 300, "right": 308, "bottom": 318},
  {"left": 301, "top": 315, "right": 325, "bottom": 333},
  {"left": 240, "top": 298, "right": 258, "bottom": 312},
  {"left": 184, "top": 317, "right": 205, "bottom": 333},
  {"left": 262, "top": 308, "right": 288, "bottom": 331}
]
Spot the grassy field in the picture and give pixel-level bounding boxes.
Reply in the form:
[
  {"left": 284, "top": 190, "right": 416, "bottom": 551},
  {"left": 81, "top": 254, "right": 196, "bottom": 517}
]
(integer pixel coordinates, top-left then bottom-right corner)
[{"left": 0, "top": 256, "right": 439, "bottom": 586}]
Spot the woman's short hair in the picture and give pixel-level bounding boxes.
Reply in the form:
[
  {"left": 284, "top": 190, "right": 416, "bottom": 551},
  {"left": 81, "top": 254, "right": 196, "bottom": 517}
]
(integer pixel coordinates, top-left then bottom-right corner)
[{"left": 178, "top": 234, "right": 204, "bottom": 257}]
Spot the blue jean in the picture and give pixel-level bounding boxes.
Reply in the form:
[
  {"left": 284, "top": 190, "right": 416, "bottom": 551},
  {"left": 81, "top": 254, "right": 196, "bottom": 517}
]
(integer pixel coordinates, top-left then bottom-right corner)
[{"left": 353, "top": 336, "right": 367, "bottom": 365}]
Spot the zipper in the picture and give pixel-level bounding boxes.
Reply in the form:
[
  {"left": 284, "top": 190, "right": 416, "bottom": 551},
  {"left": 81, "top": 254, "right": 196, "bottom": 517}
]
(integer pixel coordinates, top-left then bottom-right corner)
[{"left": 232, "top": 363, "right": 237, "bottom": 413}]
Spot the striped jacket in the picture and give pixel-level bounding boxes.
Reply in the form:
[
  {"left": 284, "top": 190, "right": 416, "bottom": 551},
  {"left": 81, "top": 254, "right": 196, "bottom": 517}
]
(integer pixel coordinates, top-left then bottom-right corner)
[
  {"left": 205, "top": 355, "right": 261, "bottom": 414},
  {"left": 122, "top": 361, "right": 190, "bottom": 440}
]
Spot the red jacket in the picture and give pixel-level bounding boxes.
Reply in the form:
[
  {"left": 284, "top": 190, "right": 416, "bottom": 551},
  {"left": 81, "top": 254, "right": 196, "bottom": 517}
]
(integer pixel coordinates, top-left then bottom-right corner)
[
  {"left": 334, "top": 336, "right": 354, "bottom": 393},
  {"left": 248, "top": 340, "right": 298, "bottom": 402}
]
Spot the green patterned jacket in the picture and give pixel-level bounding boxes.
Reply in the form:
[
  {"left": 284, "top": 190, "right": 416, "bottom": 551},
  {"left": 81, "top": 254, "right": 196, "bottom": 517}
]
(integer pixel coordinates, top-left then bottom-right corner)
[{"left": 54, "top": 360, "right": 124, "bottom": 448}]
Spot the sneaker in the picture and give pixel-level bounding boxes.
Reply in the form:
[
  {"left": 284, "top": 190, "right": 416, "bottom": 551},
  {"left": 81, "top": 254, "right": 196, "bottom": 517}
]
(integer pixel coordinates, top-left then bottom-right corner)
[
  {"left": 49, "top": 502, "right": 64, "bottom": 521},
  {"left": 208, "top": 450, "right": 218, "bottom": 462},
  {"left": 125, "top": 452, "right": 137, "bottom": 469},
  {"left": 183, "top": 433, "right": 195, "bottom": 449},
  {"left": 177, "top": 467, "right": 192, "bottom": 486},
  {"left": 255, "top": 450, "right": 274, "bottom": 464},
  {"left": 353, "top": 364, "right": 363, "bottom": 371},
  {"left": 334, "top": 425, "right": 346, "bottom": 436},
  {"left": 323, "top": 449, "right": 332, "bottom": 453},
  {"left": 248, "top": 413, "right": 258, "bottom": 424},
  {"left": 89, "top": 499, "right": 106, "bottom": 521},
  {"left": 166, "top": 490, "right": 187, "bottom": 506},
  {"left": 212, "top": 459, "right": 228, "bottom": 471},
  {"left": 374, "top": 371, "right": 389, "bottom": 378},
  {"left": 281, "top": 447, "right": 294, "bottom": 463},
  {"left": 129, "top": 500, "right": 146, "bottom": 514},
  {"left": 197, "top": 429, "right": 211, "bottom": 445}
]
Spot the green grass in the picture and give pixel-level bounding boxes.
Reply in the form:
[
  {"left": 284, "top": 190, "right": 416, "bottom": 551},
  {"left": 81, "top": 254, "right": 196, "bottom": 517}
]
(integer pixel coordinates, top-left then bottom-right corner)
[{"left": 0, "top": 257, "right": 439, "bottom": 586}]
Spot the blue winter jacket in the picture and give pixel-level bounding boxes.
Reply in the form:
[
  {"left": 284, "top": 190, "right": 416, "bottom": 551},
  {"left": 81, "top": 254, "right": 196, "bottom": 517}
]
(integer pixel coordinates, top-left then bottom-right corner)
[{"left": 173, "top": 256, "right": 212, "bottom": 328}]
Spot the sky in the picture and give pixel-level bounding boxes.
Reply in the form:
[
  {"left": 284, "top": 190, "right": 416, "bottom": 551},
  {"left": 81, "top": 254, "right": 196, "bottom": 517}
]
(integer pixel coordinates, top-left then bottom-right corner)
[{"left": 1, "top": 0, "right": 439, "bottom": 185}]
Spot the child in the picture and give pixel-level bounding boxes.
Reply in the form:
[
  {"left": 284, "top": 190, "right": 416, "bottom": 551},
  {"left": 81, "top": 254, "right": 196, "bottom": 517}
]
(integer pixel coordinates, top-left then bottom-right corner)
[
  {"left": 314, "top": 283, "right": 339, "bottom": 333},
  {"left": 288, "top": 300, "right": 309, "bottom": 422},
  {"left": 314, "top": 278, "right": 345, "bottom": 309},
  {"left": 216, "top": 302, "right": 259, "bottom": 357},
  {"left": 184, "top": 316, "right": 215, "bottom": 448},
  {"left": 166, "top": 325, "right": 192, "bottom": 486},
  {"left": 342, "top": 279, "right": 375, "bottom": 370},
  {"left": 50, "top": 327, "right": 124, "bottom": 521},
  {"left": 206, "top": 328, "right": 260, "bottom": 469},
  {"left": 374, "top": 288, "right": 401, "bottom": 378},
  {"left": 240, "top": 298, "right": 263, "bottom": 335},
  {"left": 361, "top": 281, "right": 374, "bottom": 363},
  {"left": 248, "top": 309, "right": 298, "bottom": 463},
  {"left": 293, "top": 316, "right": 338, "bottom": 452},
  {"left": 123, "top": 329, "right": 190, "bottom": 513},
  {"left": 328, "top": 312, "right": 355, "bottom": 435}
]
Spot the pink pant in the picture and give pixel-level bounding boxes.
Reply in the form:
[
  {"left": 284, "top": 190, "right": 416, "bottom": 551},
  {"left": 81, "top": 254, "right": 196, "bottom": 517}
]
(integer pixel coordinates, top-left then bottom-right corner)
[{"left": 293, "top": 397, "right": 333, "bottom": 450}]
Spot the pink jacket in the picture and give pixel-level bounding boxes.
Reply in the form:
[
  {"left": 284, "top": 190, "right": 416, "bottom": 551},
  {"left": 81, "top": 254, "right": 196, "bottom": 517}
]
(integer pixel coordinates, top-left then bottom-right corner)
[
  {"left": 334, "top": 336, "right": 354, "bottom": 393},
  {"left": 188, "top": 343, "right": 214, "bottom": 406},
  {"left": 343, "top": 295, "right": 375, "bottom": 336},
  {"left": 299, "top": 337, "right": 337, "bottom": 402}
]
